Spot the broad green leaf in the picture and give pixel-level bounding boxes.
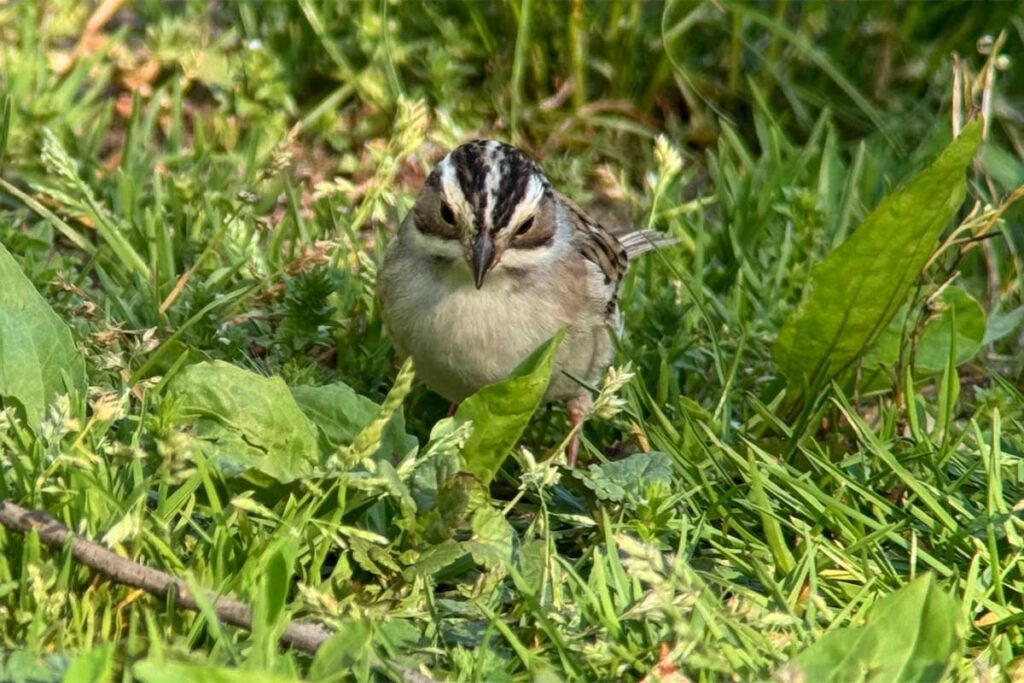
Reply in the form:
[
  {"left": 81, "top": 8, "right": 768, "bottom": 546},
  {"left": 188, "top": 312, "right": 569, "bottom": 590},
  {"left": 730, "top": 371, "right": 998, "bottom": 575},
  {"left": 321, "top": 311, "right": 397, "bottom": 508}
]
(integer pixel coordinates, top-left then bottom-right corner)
[
  {"left": 909, "top": 288, "right": 984, "bottom": 372},
  {"left": 774, "top": 121, "right": 981, "bottom": 393},
  {"left": 348, "top": 536, "right": 402, "bottom": 576},
  {"left": 516, "top": 539, "right": 549, "bottom": 592},
  {"left": 465, "top": 505, "right": 515, "bottom": 568},
  {"left": 0, "top": 651, "right": 67, "bottom": 683},
  {"left": 62, "top": 645, "right": 114, "bottom": 683},
  {"left": 375, "top": 619, "right": 422, "bottom": 660},
  {"left": 402, "top": 539, "right": 467, "bottom": 579},
  {"left": 134, "top": 661, "right": 299, "bottom": 683},
  {"left": 417, "top": 472, "right": 486, "bottom": 544},
  {"left": 532, "top": 665, "right": 566, "bottom": 683},
  {"left": 410, "top": 419, "right": 466, "bottom": 514},
  {"left": 166, "top": 361, "right": 319, "bottom": 483},
  {"left": 572, "top": 452, "right": 673, "bottom": 503},
  {"left": 455, "top": 331, "right": 564, "bottom": 485},
  {"left": 308, "top": 618, "right": 374, "bottom": 683},
  {"left": 981, "top": 139, "right": 1024, "bottom": 192},
  {"left": 374, "top": 459, "right": 417, "bottom": 528},
  {"left": 0, "top": 240, "right": 86, "bottom": 428},
  {"left": 862, "top": 287, "right": 986, "bottom": 375},
  {"left": 785, "top": 574, "right": 960, "bottom": 682},
  {"left": 983, "top": 304, "right": 1024, "bottom": 344},
  {"left": 290, "top": 382, "right": 417, "bottom": 461}
]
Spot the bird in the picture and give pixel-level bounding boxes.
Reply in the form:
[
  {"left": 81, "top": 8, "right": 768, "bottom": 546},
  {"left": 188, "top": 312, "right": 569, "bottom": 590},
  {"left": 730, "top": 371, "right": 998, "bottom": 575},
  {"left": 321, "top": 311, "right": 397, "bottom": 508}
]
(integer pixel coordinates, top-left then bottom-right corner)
[{"left": 378, "top": 140, "right": 675, "bottom": 466}]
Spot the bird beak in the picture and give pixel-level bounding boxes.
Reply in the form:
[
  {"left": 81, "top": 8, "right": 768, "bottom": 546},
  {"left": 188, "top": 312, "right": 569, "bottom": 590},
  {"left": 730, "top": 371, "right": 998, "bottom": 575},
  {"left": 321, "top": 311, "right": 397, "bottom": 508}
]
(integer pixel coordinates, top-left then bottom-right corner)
[{"left": 470, "top": 230, "right": 495, "bottom": 289}]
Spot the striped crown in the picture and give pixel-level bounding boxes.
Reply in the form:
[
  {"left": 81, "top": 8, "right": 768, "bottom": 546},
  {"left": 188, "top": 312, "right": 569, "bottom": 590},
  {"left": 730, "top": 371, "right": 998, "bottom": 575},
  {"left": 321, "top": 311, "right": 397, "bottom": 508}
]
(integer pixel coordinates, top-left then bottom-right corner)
[{"left": 427, "top": 140, "right": 550, "bottom": 233}]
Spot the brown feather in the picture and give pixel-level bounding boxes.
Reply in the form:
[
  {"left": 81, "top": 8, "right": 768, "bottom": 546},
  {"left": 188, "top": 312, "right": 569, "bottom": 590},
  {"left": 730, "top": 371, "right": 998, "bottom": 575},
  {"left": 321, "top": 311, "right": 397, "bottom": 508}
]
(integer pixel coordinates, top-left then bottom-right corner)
[{"left": 556, "top": 191, "right": 676, "bottom": 287}]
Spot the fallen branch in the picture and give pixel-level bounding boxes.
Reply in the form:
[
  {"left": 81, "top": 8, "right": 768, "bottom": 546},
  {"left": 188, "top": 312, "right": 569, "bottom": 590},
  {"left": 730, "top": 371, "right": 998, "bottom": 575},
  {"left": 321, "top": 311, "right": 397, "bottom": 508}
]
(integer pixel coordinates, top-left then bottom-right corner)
[{"left": 0, "top": 500, "right": 331, "bottom": 654}]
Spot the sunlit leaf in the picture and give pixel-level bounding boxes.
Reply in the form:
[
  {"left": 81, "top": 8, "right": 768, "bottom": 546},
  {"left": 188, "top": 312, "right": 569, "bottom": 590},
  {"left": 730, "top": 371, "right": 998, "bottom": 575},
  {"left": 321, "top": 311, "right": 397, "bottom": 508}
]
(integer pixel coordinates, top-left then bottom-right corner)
[
  {"left": 166, "top": 361, "right": 319, "bottom": 483},
  {"left": 291, "top": 382, "right": 417, "bottom": 462},
  {"left": 573, "top": 452, "right": 673, "bottom": 503},
  {"left": 465, "top": 505, "right": 514, "bottom": 568},
  {"left": 783, "top": 574, "right": 960, "bottom": 682},
  {"left": 0, "top": 651, "right": 67, "bottom": 683},
  {"left": 402, "top": 540, "right": 467, "bottom": 580},
  {"left": 983, "top": 304, "right": 1024, "bottom": 345},
  {"left": 455, "top": 331, "right": 564, "bottom": 485},
  {"left": 862, "top": 286, "right": 986, "bottom": 375},
  {"left": 307, "top": 618, "right": 374, "bottom": 682},
  {"left": 774, "top": 121, "right": 981, "bottom": 393},
  {"left": 62, "top": 645, "right": 114, "bottom": 683},
  {"left": 0, "top": 240, "right": 87, "bottom": 428}
]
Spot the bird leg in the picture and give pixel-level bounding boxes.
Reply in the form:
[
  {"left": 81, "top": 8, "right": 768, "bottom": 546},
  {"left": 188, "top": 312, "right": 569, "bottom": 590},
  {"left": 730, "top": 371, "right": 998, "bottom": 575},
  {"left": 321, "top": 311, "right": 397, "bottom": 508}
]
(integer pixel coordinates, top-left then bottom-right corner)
[{"left": 566, "top": 394, "right": 592, "bottom": 468}]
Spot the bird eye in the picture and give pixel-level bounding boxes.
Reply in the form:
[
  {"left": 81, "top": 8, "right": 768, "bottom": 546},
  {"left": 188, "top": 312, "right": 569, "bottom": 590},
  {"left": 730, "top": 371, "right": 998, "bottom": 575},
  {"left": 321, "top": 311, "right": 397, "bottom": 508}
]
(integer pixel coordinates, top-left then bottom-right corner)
[
  {"left": 440, "top": 202, "right": 455, "bottom": 225},
  {"left": 515, "top": 217, "right": 534, "bottom": 236}
]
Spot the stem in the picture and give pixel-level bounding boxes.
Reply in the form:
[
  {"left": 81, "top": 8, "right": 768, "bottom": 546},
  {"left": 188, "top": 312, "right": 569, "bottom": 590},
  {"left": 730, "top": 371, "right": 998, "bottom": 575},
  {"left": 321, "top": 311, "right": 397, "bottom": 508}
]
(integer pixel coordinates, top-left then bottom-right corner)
[
  {"left": 510, "top": 0, "right": 534, "bottom": 142},
  {"left": 0, "top": 500, "right": 332, "bottom": 654}
]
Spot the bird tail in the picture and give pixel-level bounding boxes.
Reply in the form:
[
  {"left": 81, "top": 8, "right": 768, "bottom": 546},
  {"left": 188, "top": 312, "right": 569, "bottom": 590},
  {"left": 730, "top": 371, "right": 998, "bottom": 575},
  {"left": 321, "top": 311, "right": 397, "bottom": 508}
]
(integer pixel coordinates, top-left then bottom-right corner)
[{"left": 615, "top": 229, "right": 679, "bottom": 259}]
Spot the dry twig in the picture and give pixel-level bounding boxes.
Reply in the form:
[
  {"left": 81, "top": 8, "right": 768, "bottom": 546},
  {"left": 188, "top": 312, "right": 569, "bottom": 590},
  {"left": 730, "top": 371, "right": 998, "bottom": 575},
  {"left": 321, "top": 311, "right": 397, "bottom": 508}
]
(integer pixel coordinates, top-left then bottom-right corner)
[{"left": 0, "top": 500, "right": 331, "bottom": 654}]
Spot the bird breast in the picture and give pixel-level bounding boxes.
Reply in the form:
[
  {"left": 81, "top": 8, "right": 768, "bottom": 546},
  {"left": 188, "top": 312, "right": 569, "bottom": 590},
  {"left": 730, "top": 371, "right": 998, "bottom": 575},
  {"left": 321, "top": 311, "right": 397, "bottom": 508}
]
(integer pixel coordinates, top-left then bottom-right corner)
[{"left": 380, "top": 248, "right": 608, "bottom": 403}]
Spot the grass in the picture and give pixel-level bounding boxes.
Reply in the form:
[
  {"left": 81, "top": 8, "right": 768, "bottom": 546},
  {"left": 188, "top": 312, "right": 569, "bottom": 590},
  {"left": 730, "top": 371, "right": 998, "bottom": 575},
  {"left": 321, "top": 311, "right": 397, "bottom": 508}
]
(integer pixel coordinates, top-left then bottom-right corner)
[{"left": 0, "top": 1, "right": 1023, "bottom": 681}]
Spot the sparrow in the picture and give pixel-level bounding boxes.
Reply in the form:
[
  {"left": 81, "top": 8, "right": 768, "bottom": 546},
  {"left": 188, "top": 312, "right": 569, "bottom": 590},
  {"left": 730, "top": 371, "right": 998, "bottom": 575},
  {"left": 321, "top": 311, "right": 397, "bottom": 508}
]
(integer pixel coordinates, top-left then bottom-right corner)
[{"left": 378, "top": 140, "right": 674, "bottom": 466}]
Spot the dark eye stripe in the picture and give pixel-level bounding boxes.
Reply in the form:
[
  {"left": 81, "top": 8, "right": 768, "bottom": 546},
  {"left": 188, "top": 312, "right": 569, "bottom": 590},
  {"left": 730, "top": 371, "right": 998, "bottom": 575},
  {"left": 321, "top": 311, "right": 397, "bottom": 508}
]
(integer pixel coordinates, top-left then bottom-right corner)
[
  {"left": 416, "top": 218, "right": 460, "bottom": 240},
  {"left": 512, "top": 231, "right": 553, "bottom": 249},
  {"left": 412, "top": 200, "right": 459, "bottom": 240}
]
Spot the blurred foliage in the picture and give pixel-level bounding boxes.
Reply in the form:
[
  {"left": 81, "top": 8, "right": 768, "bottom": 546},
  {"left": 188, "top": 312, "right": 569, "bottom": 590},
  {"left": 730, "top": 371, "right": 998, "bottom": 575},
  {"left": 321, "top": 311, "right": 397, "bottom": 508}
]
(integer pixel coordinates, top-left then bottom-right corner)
[{"left": 0, "top": 1, "right": 1022, "bottom": 681}]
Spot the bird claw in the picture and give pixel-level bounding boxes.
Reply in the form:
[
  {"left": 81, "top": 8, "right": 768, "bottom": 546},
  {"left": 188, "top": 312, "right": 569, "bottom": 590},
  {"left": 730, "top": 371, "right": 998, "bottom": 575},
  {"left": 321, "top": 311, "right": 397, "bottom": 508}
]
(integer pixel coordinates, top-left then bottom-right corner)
[
  {"left": 566, "top": 432, "right": 580, "bottom": 468},
  {"left": 565, "top": 394, "right": 590, "bottom": 468}
]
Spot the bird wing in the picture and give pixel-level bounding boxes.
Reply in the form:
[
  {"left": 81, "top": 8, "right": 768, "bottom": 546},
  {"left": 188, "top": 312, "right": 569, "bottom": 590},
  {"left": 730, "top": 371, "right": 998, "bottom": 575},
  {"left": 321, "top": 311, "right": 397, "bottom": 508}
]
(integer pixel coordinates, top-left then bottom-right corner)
[
  {"left": 612, "top": 229, "right": 680, "bottom": 259},
  {"left": 557, "top": 191, "right": 677, "bottom": 288}
]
